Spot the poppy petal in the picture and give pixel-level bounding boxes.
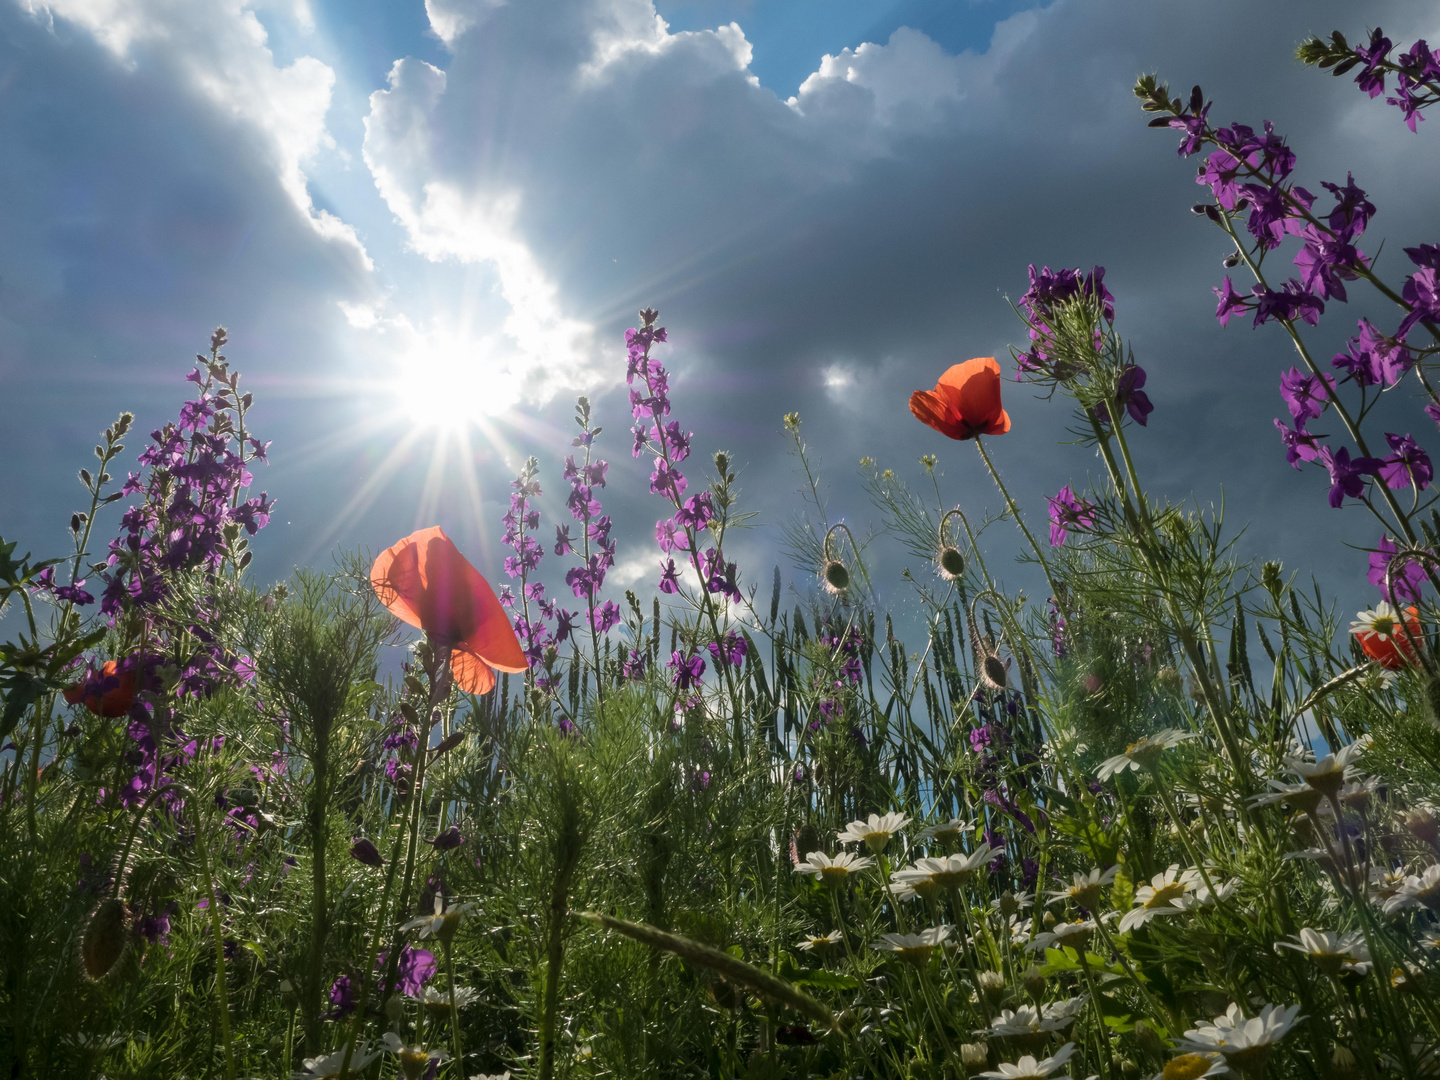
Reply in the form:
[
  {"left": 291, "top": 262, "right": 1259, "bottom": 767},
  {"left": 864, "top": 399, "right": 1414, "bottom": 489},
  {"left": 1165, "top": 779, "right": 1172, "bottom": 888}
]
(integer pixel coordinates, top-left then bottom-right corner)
[
  {"left": 909, "top": 389, "right": 966, "bottom": 440},
  {"left": 450, "top": 647, "right": 498, "bottom": 695},
  {"left": 950, "top": 357, "right": 1004, "bottom": 430},
  {"left": 371, "top": 534, "right": 427, "bottom": 631}
]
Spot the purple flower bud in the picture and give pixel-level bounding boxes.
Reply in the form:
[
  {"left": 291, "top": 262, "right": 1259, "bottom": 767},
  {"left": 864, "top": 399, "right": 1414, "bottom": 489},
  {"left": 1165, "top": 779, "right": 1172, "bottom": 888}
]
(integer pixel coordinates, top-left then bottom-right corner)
[
  {"left": 350, "top": 838, "right": 383, "bottom": 867},
  {"left": 425, "top": 825, "right": 465, "bottom": 852}
]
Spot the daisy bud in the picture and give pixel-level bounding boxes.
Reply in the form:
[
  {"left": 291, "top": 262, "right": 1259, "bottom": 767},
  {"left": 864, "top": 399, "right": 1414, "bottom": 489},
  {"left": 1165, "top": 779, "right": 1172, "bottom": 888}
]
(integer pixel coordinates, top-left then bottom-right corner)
[
  {"left": 1331, "top": 1045, "right": 1358, "bottom": 1077},
  {"left": 960, "top": 1042, "right": 989, "bottom": 1069},
  {"left": 1021, "top": 964, "right": 1046, "bottom": 999},
  {"left": 998, "top": 891, "right": 1020, "bottom": 918},
  {"left": 1120, "top": 1060, "right": 1141, "bottom": 1079},
  {"left": 385, "top": 993, "right": 406, "bottom": 1023},
  {"left": 976, "top": 970, "right": 1006, "bottom": 1004},
  {"left": 79, "top": 898, "right": 129, "bottom": 982}
]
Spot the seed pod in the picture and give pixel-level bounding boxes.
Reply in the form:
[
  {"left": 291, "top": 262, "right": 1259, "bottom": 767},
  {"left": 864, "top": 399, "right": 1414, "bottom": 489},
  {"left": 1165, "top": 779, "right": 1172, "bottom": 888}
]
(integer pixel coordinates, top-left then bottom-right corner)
[
  {"left": 79, "top": 898, "right": 130, "bottom": 982},
  {"left": 821, "top": 559, "right": 850, "bottom": 595}
]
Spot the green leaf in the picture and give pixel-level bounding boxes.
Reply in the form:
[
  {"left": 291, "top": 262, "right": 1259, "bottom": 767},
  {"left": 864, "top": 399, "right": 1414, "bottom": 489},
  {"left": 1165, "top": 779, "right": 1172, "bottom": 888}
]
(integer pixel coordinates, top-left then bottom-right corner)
[{"left": 789, "top": 970, "right": 859, "bottom": 993}]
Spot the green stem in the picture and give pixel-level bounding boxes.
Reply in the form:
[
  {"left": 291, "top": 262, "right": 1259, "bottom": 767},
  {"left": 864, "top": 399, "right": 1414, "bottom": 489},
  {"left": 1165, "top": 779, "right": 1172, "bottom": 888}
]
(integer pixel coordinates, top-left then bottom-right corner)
[
  {"left": 972, "top": 438, "right": 1062, "bottom": 603},
  {"left": 197, "top": 828, "right": 237, "bottom": 1080}
]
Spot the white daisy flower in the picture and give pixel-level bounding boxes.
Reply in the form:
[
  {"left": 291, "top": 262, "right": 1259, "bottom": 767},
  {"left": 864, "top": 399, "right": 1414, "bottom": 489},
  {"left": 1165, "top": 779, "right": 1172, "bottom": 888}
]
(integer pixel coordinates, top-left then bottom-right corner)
[
  {"left": 1283, "top": 736, "right": 1370, "bottom": 798},
  {"left": 919, "top": 817, "right": 971, "bottom": 843},
  {"left": 1381, "top": 863, "right": 1440, "bottom": 914},
  {"left": 1118, "top": 866, "right": 1192, "bottom": 932},
  {"left": 872, "top": 925, "right": 951, "bottom": 964},
  {"left": 1247, "top": 778, "right": 1325, "bottom": 815},
  {"left": 1275, "top": 928, "right": 1371, "bottom": 975},
  {"left": 980, "top": 998, "right": 1085, "bottom": 1039},
  {"left": 1178, "top": 1003, "right": 1303, "bottom": 1074},
  {"left": 410, "top": 983, "right": 480, "bottom": 1019},
  {"left": 794, "top": 850, "right": 873, "bottom": 886},
  {"left": 470, "top": 1073, "right": 513, "bottom": 1080},
  {"left": 796, "top": 930, "right": 842, "bottom": 952},
  {"left": 295, "top": 1044, "right": 380, "bottom": 1077},
  {"left": 1350, "top": 602, "right": 1411, "bottom": 642},
  {"left": 382, "top": 1033, "right": 450, "bottom": 1080},
  {"left": 1368, "top": 865, "right": 1409, "bottom": 905},
  {"left": 978, "top": 1042, "right": 1077, "bottom": 1080},
  {"left": 1004, "top": 915, "right": 1034, "bottom": 947},
  {"left": 837, "top": 811, "right": 912, "bottom": 853},
  {"left": 1097, "top": 729, "right": 1194, "bottom": 780},
  {"left": 402, "top": 896, "right": 478, "bottom": 945},
  {"left": 890, "top": 844, "right": 998, "bottom": 893},
  {"left": 1025, "top": 920, "right": 1096, "bottom": 953},
  {"left": 1047, "top": 867, "right": 1118, "bottom": 910}
]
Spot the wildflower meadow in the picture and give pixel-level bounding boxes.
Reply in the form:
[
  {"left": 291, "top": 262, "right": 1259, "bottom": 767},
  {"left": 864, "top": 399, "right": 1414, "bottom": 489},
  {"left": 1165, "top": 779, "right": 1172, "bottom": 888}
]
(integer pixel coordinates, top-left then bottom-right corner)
[{"left": 6, "top": 23, "right": 1440, "bottom": 1080}]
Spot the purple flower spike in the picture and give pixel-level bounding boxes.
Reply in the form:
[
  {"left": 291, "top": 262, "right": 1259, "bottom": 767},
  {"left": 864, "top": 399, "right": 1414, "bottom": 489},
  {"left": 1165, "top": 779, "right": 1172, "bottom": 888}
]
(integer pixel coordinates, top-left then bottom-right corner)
[
  {"left": 1369, "top": 535, "right": 1428, "bottom": 604},
  {"left": 1397, "top": 267, "right": 1440, "bottom": 341}
]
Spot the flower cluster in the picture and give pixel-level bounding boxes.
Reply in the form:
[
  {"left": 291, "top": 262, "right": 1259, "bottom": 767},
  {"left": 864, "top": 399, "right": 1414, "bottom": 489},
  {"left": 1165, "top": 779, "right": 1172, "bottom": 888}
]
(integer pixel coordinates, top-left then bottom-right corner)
[
  {"left": 626, "top": 308, "right": 739, "bottom": 605},
  {"left": 500, "top": 458, "right": 571, "bottom": 671}
]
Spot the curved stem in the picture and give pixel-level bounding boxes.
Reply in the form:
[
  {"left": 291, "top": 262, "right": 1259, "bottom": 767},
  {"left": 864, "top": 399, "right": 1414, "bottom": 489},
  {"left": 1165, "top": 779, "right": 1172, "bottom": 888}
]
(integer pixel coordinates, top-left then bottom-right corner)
[{"left": 972, "top": 437, "right": 1062, "bottom": 603}]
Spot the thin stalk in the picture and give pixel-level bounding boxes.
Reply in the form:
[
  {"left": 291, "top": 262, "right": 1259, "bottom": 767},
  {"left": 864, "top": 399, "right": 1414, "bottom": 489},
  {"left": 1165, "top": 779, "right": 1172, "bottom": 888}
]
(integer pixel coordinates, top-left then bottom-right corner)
[
  {"left": 972, "top": 438, "right": 1062, "bottom": 602},
  {"left": 197, "top": 827, "right": 237, "bottom": 1080}
]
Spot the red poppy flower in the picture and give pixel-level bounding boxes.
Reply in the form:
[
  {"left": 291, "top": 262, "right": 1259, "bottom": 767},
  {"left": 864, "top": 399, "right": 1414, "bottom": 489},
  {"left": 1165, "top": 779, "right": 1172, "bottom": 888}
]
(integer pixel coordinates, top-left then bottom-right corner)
[
  {"left": 909, "top": 357, "right": 1011, "bottom": 440},
  {"left": 63, "top": 659, "right": 136, "bottom": 718},
  {"left": 1354, "top": 605, "right": 1423, "bottom": 671},
  {"left": 370, "top": 526, "right": 527, "bottom": 694}
]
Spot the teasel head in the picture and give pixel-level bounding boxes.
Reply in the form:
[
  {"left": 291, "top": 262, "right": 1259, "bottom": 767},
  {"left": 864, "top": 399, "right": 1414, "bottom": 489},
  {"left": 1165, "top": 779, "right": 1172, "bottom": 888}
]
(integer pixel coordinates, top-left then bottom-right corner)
[
  {"left": 936, "top": 509, "right": 968, "bottom": 582},
  {"left": 79, "top": 897, "right": 131, "bottom": 983}
]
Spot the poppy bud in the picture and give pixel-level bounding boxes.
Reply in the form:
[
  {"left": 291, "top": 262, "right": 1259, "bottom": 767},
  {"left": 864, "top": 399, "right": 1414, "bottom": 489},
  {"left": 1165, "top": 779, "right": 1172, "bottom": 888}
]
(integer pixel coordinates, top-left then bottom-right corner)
[
  {"left": 938, "top": 546, "right": 965, "bottom": 581},
  {"left": 1223, "top": 251, "right": 1241, "bottom": 268},
  {"left": 821, "top": 559, "right": 850, "bottom": 595},
  {"left": 350, "top": 838, "right": 384, "bottom": 868},
  {"left": 1120, "top": 1060, "right": 1140, "bottom": 1079},
  {"left": 981, "top": 654, "right": 1009, "bottom": 690},
  {"left": 1133, "top": 1020, "right": 1164, "bottom": 1059},
  {"left": 80, "top": 898, "right": 129, "bottom": 982},
  {"left": 998, "top": 891, "right": 1020, "bottom": 918}
]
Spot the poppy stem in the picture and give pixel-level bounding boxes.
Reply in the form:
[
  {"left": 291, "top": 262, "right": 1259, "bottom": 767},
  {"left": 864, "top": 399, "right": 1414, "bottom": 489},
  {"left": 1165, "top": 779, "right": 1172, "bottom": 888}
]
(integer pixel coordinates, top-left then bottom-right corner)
[{"left": 971, "top": 437, "right": 1062, "bottom": 602}]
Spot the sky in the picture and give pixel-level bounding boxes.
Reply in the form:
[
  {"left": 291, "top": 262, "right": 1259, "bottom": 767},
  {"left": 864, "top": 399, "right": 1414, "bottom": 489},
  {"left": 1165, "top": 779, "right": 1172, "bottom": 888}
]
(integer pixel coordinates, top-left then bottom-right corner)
[{"left": 1, "top": 0, "right": 1438, "bottom": 641}]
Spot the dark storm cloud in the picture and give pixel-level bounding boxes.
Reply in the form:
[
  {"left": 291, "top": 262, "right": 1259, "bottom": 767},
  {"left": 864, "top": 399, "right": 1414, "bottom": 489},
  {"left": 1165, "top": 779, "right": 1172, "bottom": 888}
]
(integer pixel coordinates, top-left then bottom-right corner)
[{"left": 1, "top": 0, "right": 1436, "bottom": 629}]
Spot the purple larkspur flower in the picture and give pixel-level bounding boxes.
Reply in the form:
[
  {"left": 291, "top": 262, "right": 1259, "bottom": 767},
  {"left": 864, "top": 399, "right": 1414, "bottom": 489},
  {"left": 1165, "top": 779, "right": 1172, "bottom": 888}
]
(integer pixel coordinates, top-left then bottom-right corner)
[
  {"left": 1333, "top": 319, "right": 1411, "bottom": 387},
  {"left": 622, "top": 649, "right": 647, "bottom": 680},
  {"left": 590, "top": 600, "right": 621, "bottom": 634},
  {"left": 707, "top": 631, "right": 748, "bottom": 668},
  {"left": 1380, "top": 432, "right": 1433, "bottom": 491},
  {"left": 655, "top": 517, "right": 685, "bottom": 554},
  {"left": 1279, "top": 367, "right": 1334, "bottom": 425},
  {"left": 1213, "top": 276, "right": 1250, "bottom": 327},
  {"left": 1293, "top": 223, "right": 1367, "bottom": 301},
  {"left": 1093, "top": 364, "right": 1152, "bottom": 427},
  {"left": 668, "top": 650, "right": 705, "bottom": 691},
  {"left": 1426, "top": 403, "right": 1440, "bottom": 431},
  {"left": 325, "top": 975, "right": 354, "bottom": 1021},
  {"left": 554, "top": 608, "right": 577, "bottom": 644},
  {"left": 1397, "top": 267, "right": 1440, "bottom": 341},
  {"left": 658, "top": 558, "right": 680, "bottom": 594},
  {"left": 1354, "top": 28, "right": 1393, "bottom": 98},
  {"left": 1369, "top": 535, "right": 1428, "bottom": 604},
  {"left": 1046, "top": 485, "right": 1096, "bottom": 547},
  {"left": 1318, "top": 446, "right": 1384, "bottom": 508},
  {"left": 1274, "top": 418, "right": 1325, "bottom": 469},
  {"left": 378, "top": 946, "right": 436, "bottom": 997},
  {"left": 1252, "top": 280, "right": 1324, "bottom": 327},
  {"left": 1319, "top": 173, "right": 1376, "bottom": 241}
]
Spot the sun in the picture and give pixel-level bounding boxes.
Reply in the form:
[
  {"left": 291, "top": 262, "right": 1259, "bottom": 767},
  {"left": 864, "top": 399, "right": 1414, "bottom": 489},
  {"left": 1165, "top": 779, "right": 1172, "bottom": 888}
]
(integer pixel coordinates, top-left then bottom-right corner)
[{"left": 392, "top": 334, "right": 522, "bottom": 429}]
